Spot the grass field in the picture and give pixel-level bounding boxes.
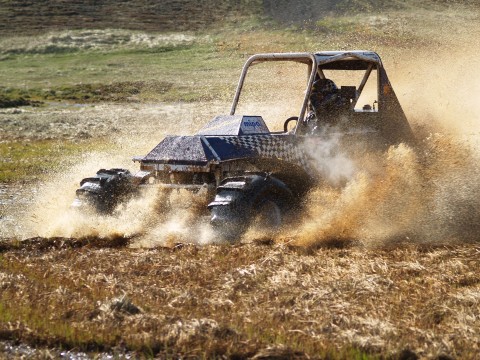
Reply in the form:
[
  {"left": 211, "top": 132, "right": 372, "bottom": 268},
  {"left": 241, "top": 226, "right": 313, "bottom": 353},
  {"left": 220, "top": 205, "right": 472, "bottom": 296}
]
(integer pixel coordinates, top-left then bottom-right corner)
[
  {"left": 1, "top": 237, "right": 479, "bottom": 359},
  {"left": 1, "top": 1, "right": 480, "bottom": 358}
]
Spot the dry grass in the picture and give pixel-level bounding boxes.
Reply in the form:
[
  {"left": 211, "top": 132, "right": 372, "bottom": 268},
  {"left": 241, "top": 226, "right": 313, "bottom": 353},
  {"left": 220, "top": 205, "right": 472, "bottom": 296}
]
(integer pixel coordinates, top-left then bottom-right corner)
[{"left": 0, "top": 237, "right": 479, "bottom": 358}]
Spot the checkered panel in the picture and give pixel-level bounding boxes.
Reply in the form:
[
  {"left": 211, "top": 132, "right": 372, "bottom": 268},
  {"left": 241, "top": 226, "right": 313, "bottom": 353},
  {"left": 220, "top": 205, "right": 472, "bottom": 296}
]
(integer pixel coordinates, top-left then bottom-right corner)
[{"left": 219, "top": 135, "right": 312, "bottom": 171}]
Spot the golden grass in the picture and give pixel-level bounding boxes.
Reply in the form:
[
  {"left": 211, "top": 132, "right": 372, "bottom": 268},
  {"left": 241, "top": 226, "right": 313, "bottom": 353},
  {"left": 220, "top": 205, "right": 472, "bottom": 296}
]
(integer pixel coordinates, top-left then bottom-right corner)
[{"left": 0, "top": 238, "right": 479, "bottom": 358}]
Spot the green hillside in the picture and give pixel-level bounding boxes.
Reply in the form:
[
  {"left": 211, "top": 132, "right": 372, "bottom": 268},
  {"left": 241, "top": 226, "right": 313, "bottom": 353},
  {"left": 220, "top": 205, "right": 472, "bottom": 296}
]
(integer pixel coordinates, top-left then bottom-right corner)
[{"left": 0, "top": 0, "right": 478, "bottom": 36}]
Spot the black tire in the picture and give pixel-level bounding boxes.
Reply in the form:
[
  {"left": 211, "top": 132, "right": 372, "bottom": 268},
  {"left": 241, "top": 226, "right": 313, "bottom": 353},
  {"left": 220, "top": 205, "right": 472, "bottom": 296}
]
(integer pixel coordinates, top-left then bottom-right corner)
[
  {"left": 209, "top": 174, "right": 294, "bottom": 241},
  {"left": 210, "top": 203, "right": 247, "bottom": 241},
  {"left": 251, "top": 200, "right": 282, "bottom": 231},
  {"left": 72, "top": 168, "right": 137, "bottom": 214}
]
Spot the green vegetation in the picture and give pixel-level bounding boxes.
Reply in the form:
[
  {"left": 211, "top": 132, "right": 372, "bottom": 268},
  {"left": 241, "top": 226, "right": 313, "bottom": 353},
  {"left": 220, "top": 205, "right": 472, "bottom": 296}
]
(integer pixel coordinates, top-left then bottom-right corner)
[
  {"left": 0, "top": 0, "right": 476, "bottom": 107},
  {"left": 2, "top": 81, "right": 174, "bottom": 104},
  {"left": 0, "top": 43, "right": 242, "bottom": 105},
  {"left": 0, "top": 140, "right": 111, "bottom": 182},
  {"left": 0, "top": 94, "right": 40, "bottom": 108},
  {"left": 334, "top": 0, "right": 407, "bottom": 12}
]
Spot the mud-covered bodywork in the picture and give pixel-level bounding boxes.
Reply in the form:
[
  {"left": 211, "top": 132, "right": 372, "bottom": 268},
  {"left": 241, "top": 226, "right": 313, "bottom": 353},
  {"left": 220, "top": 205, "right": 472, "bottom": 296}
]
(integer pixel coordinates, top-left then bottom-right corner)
[
  {"left": 74, "top": 50, "right": 414, "bottom": 238},
  {"left": 134, "top": 51, "right": 413, "bottom": 191},
  {"left": 137, "top": 118, "right": 314, "bottom": 188}
]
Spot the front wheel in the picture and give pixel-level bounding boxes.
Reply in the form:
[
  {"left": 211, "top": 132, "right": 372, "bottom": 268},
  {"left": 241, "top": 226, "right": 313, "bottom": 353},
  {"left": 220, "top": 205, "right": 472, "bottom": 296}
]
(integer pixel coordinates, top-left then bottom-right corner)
[
  {"left": 251, "top": 200, "right": 282, "bottom": 231},
  {"left": 208, "top": 174, "right": 294, "bottom": 242},
  {"left": 72, "top": 168, "right": 138, "bottom": 214}
]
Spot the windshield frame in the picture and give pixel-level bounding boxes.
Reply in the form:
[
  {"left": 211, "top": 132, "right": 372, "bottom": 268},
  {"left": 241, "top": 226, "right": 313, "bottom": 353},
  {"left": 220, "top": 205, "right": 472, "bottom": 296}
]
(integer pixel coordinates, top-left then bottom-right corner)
[
  {"left": 230, "top": 53, "right": 317, "bottom": 135},
  {"left": 230, "top": 52, "right": 384, "bottom": 134}
]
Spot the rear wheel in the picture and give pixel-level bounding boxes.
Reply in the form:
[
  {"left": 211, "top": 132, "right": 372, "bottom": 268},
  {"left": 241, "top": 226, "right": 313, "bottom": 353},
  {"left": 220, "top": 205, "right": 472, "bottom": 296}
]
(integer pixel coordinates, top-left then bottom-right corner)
[{"left": 210, "top": 203, "right": 247, "bottom": 242}]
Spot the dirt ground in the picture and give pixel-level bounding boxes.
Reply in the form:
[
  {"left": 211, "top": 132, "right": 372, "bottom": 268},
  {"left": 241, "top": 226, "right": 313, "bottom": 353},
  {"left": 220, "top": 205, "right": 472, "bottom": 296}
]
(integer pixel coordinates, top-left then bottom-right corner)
[{"left": 1, "top": 235, "right": 479, "bottom": 359}]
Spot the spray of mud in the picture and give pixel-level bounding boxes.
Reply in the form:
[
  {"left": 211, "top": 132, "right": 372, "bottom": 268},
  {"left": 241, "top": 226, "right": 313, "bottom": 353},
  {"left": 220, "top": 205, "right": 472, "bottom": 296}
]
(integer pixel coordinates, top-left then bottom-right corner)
[
  {"left": 24, "top": 129, "right": 480, "bottom": 250},
  {"left": 132, "top": 189, "right": 222, "bottom": 248},
  {"left": 272, "top": 133, "right": 480, "bottom": 248},
  {"left": 25, "top": 109, "right": 480, "bottom": 249},
  {"left": 24, "top": 158, "right": 220, "bottom": 246},
  {"left": 25, "top": 152, "right": 150, "bottom": 239},
  {"left": 17, "top": 37, "right": 480, "bottom": 248},
  {"left": 23, "top": 148, "right": 222, "bottom": 247},
  {"left": 19, "top": 102, "right": 226, "bottom": 247},
  {"left": 270, "top": 40, "right": 480, "bottom": 248}
]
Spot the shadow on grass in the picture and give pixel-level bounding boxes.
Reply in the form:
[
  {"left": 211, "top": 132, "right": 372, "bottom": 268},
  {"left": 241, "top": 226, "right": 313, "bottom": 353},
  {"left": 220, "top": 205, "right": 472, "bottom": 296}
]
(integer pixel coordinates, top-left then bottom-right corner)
[{"left": 0, "top": 235, "right": 131, "bottom": 253}]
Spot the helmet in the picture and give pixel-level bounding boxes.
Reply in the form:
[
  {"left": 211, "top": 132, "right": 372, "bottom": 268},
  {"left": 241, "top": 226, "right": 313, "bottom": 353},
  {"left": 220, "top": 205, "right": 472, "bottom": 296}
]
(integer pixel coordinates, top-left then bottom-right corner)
[{"left": 311, "top": 78, "right": 338, "bottom": 95}]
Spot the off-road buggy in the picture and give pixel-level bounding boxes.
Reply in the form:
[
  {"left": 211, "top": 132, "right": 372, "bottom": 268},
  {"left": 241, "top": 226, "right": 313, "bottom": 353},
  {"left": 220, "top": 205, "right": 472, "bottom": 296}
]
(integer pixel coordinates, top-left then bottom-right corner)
[{"left": 72, "top": 51, "right": 414, "bottom": 240}]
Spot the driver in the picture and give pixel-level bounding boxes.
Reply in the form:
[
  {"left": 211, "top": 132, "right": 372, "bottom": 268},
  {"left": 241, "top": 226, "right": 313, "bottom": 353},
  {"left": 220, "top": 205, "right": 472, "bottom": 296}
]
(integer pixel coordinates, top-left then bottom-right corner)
[{"left": 306, "top": 78, "right": 348, "bottom": 131}]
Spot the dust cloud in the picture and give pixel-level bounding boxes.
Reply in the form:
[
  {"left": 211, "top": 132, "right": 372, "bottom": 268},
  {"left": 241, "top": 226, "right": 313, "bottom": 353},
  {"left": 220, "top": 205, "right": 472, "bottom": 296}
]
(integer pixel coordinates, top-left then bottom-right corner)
[
  {"left": 277, "top": 42, "right": 480, "bottom": 248},
  {"left": 18, "top": 102, "right": 227, "bottom": 247},
  {"left": 22, "top": 148, "right": 223, "bottom": 246},
  {"left": 279, "top": 136, "right": 480, "bottom": 248},
  {"left": 390, "top": 41, "right": 480, "bottom": 137},
  {"left": 15, "top": 39, "right": 480, "bottom": 248},
  {"left": 25, "top": 153, "right": 152, "bottom": 239}
]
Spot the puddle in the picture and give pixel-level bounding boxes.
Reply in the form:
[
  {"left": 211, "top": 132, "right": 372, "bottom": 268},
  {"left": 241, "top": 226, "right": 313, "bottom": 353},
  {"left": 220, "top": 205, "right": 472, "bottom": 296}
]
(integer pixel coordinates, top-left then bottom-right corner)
[{"left": 0, "top": 340, "right": 134, "bottom": 359}]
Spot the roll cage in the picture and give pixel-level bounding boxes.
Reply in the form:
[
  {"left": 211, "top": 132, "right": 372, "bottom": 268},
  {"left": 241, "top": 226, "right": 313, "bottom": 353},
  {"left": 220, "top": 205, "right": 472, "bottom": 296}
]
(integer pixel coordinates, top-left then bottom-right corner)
[{"left": 229, "top": 51, "right": 386, "bottom": 134}]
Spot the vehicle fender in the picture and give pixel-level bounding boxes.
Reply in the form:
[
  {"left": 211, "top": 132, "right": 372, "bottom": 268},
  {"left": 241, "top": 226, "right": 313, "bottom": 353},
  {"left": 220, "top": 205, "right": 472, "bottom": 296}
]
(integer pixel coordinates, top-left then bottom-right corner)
[
  {"left": 73, "top": 168, "right": 138, "bottom": 214},
  {"left": 208, "top": 173, "right": 294, "bottom": 212}
]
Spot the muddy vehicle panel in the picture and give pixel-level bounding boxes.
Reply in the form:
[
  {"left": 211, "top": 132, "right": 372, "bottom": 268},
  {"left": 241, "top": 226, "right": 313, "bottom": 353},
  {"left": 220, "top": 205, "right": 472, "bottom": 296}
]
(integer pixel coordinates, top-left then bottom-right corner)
[{"left": 73, "top": 51, "right": 414, "bottom": 240}]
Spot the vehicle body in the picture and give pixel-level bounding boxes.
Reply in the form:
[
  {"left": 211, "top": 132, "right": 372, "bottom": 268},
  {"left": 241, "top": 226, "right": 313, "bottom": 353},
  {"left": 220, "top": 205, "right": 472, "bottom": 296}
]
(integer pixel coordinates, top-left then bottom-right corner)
[{"left": 74, "top": 51, "right": 414, "bottom": 239}]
